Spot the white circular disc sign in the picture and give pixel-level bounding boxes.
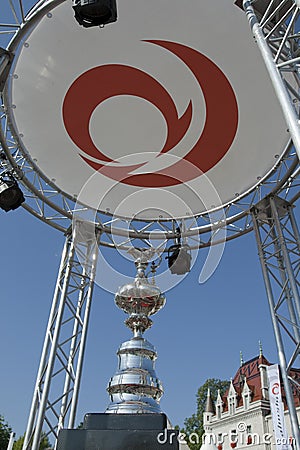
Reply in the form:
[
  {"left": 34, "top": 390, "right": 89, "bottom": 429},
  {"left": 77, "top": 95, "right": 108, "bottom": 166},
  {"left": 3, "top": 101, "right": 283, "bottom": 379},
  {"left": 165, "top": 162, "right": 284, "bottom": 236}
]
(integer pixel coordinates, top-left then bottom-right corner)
[{"left": 9, "top": 0, "right": 288, "bottom": 220}]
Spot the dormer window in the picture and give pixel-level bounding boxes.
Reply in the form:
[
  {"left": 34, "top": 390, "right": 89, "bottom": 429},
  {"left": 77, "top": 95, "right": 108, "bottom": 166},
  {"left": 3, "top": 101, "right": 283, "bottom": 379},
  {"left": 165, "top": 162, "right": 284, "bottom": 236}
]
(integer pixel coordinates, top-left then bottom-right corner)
[
  {"left": 229, "top": 396, "right": 236, "bottom": 415},
  {"left": 205, "top": 413, "right": 211, "bottom": 423},
  {"left": 242, "top": 380, "right": 252, "bottom": 410},
  {"left": 243, "top": 393, "right": 249, "bottom": 410},
  {"left": 216, "top": 389, "right": 223, "bottom": 418},
  {"left": 227, "top": 380, "right": 237, "bottom": 415}
]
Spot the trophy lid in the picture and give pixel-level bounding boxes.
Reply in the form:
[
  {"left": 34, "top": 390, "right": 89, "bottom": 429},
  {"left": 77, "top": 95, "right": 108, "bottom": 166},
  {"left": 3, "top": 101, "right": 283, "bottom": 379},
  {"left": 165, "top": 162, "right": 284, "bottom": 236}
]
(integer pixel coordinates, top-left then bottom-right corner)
[
  {"left": 115, "top": 267, "right": 166, "bottom": 318},
  {"left": 115, "top": 249, "right": 166, "bottom": 333}
]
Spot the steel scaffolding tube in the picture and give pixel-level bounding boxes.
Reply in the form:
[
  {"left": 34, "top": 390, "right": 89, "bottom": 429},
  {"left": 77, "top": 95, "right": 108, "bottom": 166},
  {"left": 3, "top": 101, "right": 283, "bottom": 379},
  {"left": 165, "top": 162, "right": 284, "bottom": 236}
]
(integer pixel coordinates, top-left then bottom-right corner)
[
  {"left": 22, "top": 221, "right": 100, "bottom": 450},
  {"left": 252, "top": 196, "right": 300, "bottom": 450},
  {"left": 243, "top": 0, "right": 300, "bottom": 161}
]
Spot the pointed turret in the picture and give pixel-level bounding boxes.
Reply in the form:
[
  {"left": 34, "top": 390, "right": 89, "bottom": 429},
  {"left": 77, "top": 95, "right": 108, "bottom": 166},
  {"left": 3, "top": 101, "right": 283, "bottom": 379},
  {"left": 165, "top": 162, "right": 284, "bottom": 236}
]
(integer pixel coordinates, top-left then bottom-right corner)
[
  {"left": 201, "top": 388, "right": 218, "bottom": 450},
  {"left": 203, "top": 388, "right": 215, "bottom": 429},
  {"left": 205, "top": 388, "right": 215, "bottom": 414}
]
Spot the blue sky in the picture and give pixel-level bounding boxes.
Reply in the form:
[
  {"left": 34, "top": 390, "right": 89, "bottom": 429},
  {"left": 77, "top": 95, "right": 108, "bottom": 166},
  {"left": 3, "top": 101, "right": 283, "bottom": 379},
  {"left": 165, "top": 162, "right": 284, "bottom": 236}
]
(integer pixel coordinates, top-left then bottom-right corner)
[
  {"left": 0, "top": 203, "right": 285, "bottom": 438},
  {"left": 0, "top": 0, "right": 298, "bottom": 442}
]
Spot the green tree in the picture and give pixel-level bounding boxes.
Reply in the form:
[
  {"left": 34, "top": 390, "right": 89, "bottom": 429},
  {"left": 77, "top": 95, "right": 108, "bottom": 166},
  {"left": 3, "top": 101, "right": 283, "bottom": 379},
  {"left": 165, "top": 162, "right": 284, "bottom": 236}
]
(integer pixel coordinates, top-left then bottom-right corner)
[
  {"left": 13, "top": 432, "right": 52, "bottom": 450},
  {"left": 181, "top": 378, "right": 229, "bottom": 450},
  {"left": 12, "top": 436, "right": 23, "bottom": 450},
  {"left": 39, "top": 433, "right": 52, "bottom": 450},
  {"left": 0, "top": 415, "right": 12, "bottom": 450}
]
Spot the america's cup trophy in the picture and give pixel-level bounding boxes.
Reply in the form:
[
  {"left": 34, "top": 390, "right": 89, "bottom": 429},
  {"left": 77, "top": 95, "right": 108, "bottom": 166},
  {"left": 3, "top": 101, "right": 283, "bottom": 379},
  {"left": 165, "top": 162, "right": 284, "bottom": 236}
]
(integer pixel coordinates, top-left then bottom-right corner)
[
  {"left": 57, "top": 249, "right": 183, "bottom": 449},
  {"left": 106, "top": 248, "right": 165, "bottom": 414}
]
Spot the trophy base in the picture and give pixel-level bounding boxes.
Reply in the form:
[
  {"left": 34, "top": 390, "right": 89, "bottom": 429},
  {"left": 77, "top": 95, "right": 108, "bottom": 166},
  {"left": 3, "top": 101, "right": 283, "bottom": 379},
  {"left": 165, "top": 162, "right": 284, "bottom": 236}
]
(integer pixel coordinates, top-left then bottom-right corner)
[{"left": 57, "top": 413, "right": 184, "bottom": 449}]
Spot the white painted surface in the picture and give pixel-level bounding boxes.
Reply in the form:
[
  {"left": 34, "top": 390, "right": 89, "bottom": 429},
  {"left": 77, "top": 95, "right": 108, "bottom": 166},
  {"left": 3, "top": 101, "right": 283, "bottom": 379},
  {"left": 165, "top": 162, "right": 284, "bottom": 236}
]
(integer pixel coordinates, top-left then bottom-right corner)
[{"left": 9, "top": 0, "right": 288, "bottom": 219}]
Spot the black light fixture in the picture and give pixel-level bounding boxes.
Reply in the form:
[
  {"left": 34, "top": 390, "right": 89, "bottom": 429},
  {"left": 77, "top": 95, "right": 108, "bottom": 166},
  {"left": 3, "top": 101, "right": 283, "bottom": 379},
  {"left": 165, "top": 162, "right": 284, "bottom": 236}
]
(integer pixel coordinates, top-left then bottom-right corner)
[
  {"left": 72, "top": 0, "right": 117, "bottom": 28},
  {"left": 166, "top": 227, "right": 192, "bottom": 275},
  {"left": 166, "top": 244, "right": 192, "bottom": 275},
  {"left": 0, "top": 174, "right": 25, "bottom": 212}
]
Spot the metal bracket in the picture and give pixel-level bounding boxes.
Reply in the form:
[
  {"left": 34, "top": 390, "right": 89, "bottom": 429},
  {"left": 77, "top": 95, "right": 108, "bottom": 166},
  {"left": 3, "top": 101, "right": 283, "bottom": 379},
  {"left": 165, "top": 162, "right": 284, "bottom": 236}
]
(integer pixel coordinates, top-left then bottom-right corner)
[
  {"left": 252, "top": 195, "right": 292, "bottom": 222},
  {"left": 235, "top": 0, "right": 293, "bottom": 19}
]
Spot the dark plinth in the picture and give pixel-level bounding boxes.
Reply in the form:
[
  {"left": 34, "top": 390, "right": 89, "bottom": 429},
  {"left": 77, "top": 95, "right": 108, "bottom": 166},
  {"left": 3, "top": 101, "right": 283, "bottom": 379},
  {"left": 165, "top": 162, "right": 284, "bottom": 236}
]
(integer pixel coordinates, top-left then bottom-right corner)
[
  {"left": 57, "top": 413, "right": 180, "bottom": 450},
  {"left": 83, "top": 412, "right": 168, "bottom": 430}
]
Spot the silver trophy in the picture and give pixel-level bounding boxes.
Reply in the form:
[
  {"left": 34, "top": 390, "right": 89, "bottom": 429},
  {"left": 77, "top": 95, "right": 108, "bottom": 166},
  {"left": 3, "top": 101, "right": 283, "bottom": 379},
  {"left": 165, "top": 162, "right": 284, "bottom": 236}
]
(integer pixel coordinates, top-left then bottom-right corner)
[{"left": 106, "top": 249, "right": 166, "bottom": 414}]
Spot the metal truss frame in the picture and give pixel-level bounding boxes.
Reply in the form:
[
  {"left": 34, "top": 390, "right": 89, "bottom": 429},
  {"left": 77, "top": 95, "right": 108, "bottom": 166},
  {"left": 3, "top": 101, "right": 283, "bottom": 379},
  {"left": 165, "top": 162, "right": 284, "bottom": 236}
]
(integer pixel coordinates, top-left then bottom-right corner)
[
  {"left": 243, "top": 1, "right": 300, "bottom": 447},
  {"left": 0, "top": 0, "right": 299, "bottom": 252},
  {"left": 252, "top": 196, "right": 300, "bottom": 449},
  {"left": 242, "top": 0, "right": 300, "bottom": 160},
  {"left": 22, "top": 221, "right": 99, "bottom": 450}
]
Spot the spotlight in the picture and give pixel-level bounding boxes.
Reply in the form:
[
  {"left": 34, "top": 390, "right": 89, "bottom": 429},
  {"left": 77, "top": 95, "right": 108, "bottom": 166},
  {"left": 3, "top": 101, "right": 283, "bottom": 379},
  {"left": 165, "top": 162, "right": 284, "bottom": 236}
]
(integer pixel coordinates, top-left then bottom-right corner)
[
  {"left": 72, "top": 0, "right": 117, "bottom": 28},
  {"left": 0, "top": 174, "right": 25, "bottom": 212},
  {"left": 166, "top": 244, "right": 192, "bottom": 275},
  {"left": 166, "top": 227, "right": 192, "bottom": 275}
]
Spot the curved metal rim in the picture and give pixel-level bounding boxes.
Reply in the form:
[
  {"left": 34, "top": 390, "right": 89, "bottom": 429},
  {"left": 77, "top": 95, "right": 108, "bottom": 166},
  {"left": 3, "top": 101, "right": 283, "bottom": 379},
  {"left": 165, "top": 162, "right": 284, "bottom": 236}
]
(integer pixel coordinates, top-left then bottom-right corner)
[{"left": 0, "top": 0, "right": 299, "bottom": 250}]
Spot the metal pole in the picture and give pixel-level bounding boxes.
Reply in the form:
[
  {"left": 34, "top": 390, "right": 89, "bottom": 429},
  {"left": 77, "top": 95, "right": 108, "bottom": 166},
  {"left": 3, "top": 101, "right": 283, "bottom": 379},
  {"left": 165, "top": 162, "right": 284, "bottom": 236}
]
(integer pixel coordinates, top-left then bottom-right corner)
[
  {"left": 6, "top": 432, "right": 15, "bottom": 450},
  {"left": 22, "top": 221, "right": 100, "bottom": 449},
  {"left": 243, "top": 0, "right": 300, "bottom": 161},
  {"left": 288, "top": 205, "right": 300, "bottom": 254},
  {"left": 0, "top": 52, "right": 10, "bottom": 77},
  {"left": 294, "top": 0, "right": 300, "bottom": 11},
  {"left": 57, "top": 231, "right": 99, "bottom": 432},
  {"left": 22, "top": 236, "right": 71, "bottom": 450},
  {"left": 269, "top": 226, "right": 300, "bottom": 343},
  {"left": 57, "top": 260, "right": 88, "bottom": 432},
  {"left": 31, "top": 234, "right": 77, "bottom": 450},
  {"left": 252, "top": 209, "right": 300, "bottom": 450},
  {"left": 68, "top": 244, "right": 98, "bottom": 428},
  {"left": 270, "top": 197, "right": 300, "bottom": 319}
]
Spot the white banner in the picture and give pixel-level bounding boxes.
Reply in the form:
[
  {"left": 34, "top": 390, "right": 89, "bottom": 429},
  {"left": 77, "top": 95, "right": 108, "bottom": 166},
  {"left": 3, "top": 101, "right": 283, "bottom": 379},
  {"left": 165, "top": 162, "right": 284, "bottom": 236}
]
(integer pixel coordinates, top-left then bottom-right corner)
[{"left": 267, "top": 364, "right": 292, "bottom": 450}]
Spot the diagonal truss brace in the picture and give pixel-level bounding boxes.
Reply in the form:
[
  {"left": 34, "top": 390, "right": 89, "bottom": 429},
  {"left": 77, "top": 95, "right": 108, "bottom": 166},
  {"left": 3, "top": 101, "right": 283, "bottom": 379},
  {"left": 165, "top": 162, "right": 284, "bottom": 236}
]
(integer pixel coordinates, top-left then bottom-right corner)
[
  {"left": 22, "top": 220, "right": 100, "bottom": 450},
  {"left": 252, "top": 196, "right": 300, "bottom": 449},
  {"left": 242, "top": 0, "right": 300, "bottom": 161}
]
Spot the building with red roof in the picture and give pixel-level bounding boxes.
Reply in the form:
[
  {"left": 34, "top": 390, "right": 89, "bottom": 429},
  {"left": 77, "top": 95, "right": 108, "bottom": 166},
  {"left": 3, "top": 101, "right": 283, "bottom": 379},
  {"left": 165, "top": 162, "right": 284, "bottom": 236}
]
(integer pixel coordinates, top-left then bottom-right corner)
[{"left": 201, "top": 348, "right": 300, "bottom": 450}]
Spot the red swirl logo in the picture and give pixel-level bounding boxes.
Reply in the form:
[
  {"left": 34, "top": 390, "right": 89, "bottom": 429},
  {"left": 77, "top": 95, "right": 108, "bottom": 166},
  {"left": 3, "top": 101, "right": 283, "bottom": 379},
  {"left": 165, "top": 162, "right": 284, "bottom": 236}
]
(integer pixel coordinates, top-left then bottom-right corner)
[
  {"left": 63, "top": 40, "right": 238, "bottom": 187},
  {"left": 272, "top": 382, "right": 280, "bottom": 395}
]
